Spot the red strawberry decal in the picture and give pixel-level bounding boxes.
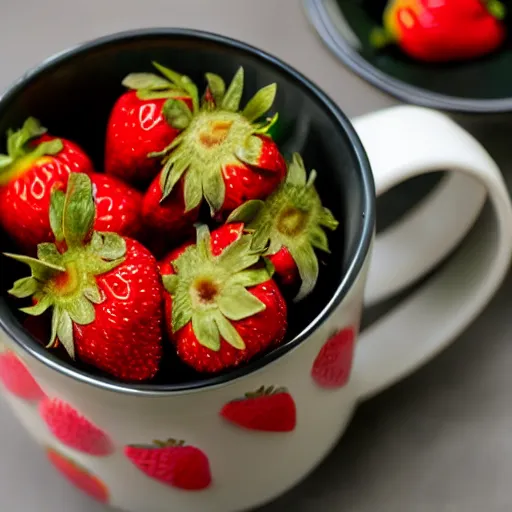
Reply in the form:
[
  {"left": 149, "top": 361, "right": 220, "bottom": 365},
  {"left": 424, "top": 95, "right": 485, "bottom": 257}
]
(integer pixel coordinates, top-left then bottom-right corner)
[
  {"left": 105, "top": 62, "right": 194, "bottom": 187},
  {"left": 161, "top": 223, "right": 287, "bottom": 373},
  {"left": 124, "top": 439, "right": 212, "bottom": 491},
  {"left": 228, "top": 153, "right": 338, "bottom": 301},
  {"left": 0, "top": 350, "right": 45, "bottom": 401},
  {"left": 39, "top": 397, "right": 113, "bottom": 456},
  {"left": 143, "top": 67, "right": 286, "bottom": 233},
  {"left": 311, "top": 327, "right": 355, "bottom": 389},
  {"left": 0, "top": 118, "right": 94, "bottom": 253},
  {"left": 46, "top": 447, "right": 109, "bottom": 503},
  {"left": 220, "top": 385, "right": 296, "bottom": 432},
  {"left": 5, "top": 173, "right": 163, "bottom": 382}
]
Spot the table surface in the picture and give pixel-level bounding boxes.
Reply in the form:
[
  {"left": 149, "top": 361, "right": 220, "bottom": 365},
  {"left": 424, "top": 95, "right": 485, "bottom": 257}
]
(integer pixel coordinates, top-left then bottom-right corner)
[{"left": 1, "top": 1, "right": 512, "bottom": 511}]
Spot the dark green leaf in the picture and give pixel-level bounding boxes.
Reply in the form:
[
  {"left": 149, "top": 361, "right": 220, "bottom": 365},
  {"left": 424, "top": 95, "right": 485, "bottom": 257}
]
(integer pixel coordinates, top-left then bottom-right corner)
[
  {"left": 162, "top": 99, "right": 192, "bottom": 130},
  {"left": 32, "top": 138, "right": 63, "bottom": 158},
  {"left": 152, "top": 62, "right": 199, "bottom": 112},
  {"left": 162, "top": 274, "right": 179, "bottom": 294},
  {"left": 62, "top": 173, "right": 95, "bottom": 248},
  {"left": 49, "top": 189, "right": 65, "bottom": 242},
  {"left": 162, "top": 155, "right": 190, "bottom": 198},
  {"left": 195, "top": 224, "right": 212, "bottom": 262},
  {"left": 20, "top": 296, "right": 52, "bottom": 316},
  {"left": 319, "top": 207, "right": 339, "bottom": 231},
  {"left": 309, "top": 225, "right": 330, "bottom": 253},
  {"left": 93, "top": 232, "right": 127, "bottom": 260},
  {"left": 171, "top": 289, "right": 193, "bottom": 334}
]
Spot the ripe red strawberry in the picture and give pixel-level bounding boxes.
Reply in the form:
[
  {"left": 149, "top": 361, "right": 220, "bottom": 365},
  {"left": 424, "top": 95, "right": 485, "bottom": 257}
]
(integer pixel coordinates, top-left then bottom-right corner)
[
  {"left": 142, "top": 176, "right": 199, "bottom": 257},
  {"left": 105, "top": 62, "right": 194, "bottom": 187},
  {"left": 5, "top": 173, "right": 163, "bottom": 382},
  {"left": 228, "top": 153, "right": 338, "bottom": 301},
  {"left": 124, "top": 438, "right": 211, "bottom": 491},
  {"left": 160, "top": 223, "right": 287, "bottom": 373},
  {"left": 143, "top": 68, "right": 286, "bottom": 236},
  {"left": 39, "top": 397, "right": 113, "bottom": 455},
  {"left": 0, "top": 350, "right": 45, "bottom": 401},
  {"left": 220, "top": 385, "right": 296, "bottom": 432},
  {"left": 46, "top": 448, "right": 110, "bottom": 503},
  {"left": 311, "top": 327, "right": 356, "bottom": 389},
  {"left": 0, "top": 118, "right": 94, "bottom": 252}
]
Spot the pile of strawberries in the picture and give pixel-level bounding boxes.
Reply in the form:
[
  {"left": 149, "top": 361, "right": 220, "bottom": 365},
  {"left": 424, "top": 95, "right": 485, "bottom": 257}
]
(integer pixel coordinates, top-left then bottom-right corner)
[{"left": 1, "top": 62, "right": 338, "bottom": 383}]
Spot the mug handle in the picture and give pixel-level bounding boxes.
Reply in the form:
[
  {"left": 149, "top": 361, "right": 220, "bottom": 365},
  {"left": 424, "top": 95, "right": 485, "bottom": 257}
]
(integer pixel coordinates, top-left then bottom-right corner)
[{"left": 351, "top": 106, "right": 512, "bottom": 400}]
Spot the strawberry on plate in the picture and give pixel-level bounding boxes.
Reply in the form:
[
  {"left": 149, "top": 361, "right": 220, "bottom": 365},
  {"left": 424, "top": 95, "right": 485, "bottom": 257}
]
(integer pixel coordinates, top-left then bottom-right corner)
[
  {"left": 160, "top": 223, "right": 287, "bottom": 373},
  {"left": 124, "top": 438, "right": 211, "bottom": 491},
  {"left": 228, "top": 153, "right": 338, "bottom": 301},
  {"left": 142, "top": 67, "right": 286, "bottom": 243},
  {"left": 46, "top": 447, "right": 110, "bottom": 503},
  {"left": 105, "top": 62, "right": 194, "bottom": 187},
  {"left": 0, "top": 350, "right": 45, "bottom": 401},
  {"left": 0, "top": 118, "right": 94, "bottom": 252},
  {"left": 40, "top": 397, "right": 113, "bottom": 456},
  {"left": 5, "top": 173, "right": 163, "bottom": 382},
  {"left": 220, "top": 385, "right": 296, "bottom": 432}
]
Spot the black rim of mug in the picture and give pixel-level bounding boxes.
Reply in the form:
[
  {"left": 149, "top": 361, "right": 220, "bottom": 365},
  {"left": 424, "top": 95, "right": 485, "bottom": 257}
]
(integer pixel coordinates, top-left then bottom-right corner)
[{"left": 0, "top": 27, "right": 376, "bottom": 395}]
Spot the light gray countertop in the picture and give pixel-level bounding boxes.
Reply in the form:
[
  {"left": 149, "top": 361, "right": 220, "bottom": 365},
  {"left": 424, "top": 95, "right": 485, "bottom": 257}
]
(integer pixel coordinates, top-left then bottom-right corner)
[{"left": 1, "top": 1, "right": 511, "bottom": 511}]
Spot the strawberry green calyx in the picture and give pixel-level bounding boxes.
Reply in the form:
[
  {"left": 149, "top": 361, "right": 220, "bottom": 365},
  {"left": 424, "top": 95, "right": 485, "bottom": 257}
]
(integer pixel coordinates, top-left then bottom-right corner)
[
  {"left": 122, "top": 61, "right": 199, "bottom": 106},
  {"left": 149, "top": 67, "right": 279, "bottom": 215},
  {"left": 163, "top": 224, "right": 272, "bottom": 352},
  {"left": 486, "top": 0, "right": 506, "bottom": 20},
  {"left": 5, "top": 173, "right": 126, "bottom": 359},
  {"left": 0, "top": 117, "right": 63, "bottom": 186},
  {"left": 228, "top": 153, "right": 338, "bottom": 302},
  {"left": 244, "top": 385, "right": 288, "bottom": 399}
]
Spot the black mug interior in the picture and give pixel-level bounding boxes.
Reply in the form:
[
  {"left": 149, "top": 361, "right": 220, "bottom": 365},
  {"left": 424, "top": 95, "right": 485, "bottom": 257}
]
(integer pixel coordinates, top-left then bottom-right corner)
[{"left": 0, "top": 29, "right": 374, "bottom": 392}]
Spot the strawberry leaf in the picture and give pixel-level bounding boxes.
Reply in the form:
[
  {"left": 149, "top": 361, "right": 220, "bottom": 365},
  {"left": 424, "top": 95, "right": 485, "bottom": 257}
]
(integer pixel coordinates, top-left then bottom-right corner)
[
  {"left": 183, "top": 168, "right": 203, "bottom": 212},
  {"left": 49, "top": 189, "right": 65, "bottom": 242},
  {"left": 62, "top": 173, "right": 95, "bottom": 248},
  {"left": 242, "top": 83, "right": 277, "bottom": 122},
  {"left": 161, "top": 155, "right": 189, "bottom": 198},
  {"left": 202, "top": 167, "right": 225, "bottom": 216},
  {"left": 122, "top": 73, "right": 173, "bottom": 91},
  {"left": 192, "top": 310, "right": 220, "bottom": 351},
  {"left": 226, "top": 268, "right": 271, "bottom": 288},
  {"left": 8, "top": 277, "right": 38, "bottom": 298},
  {"left": 286, "top": 153, "right": 307, "bottom": 187},
  {"left": 234, "top": 135, "right": 263, "bottom": 166},
  {"left": 205, "top": 73, "right": 226, "bottom": 105},
  {"left": 37, "top": 243, "right": 63, "bottom": 266},
  {"left": 217, "top": 285, "right": 265, "bottom": 321},
  {"left": 289, "top": 244, "right": 319, "bottom": 302},
  {"left": 31, "top": 138, "right": 63, "bottom": 159},
  {"left": 20, "top": 296, "right": 52, "bottom": 316},
  {"left": 227, "top": 200, "right": 265, "bottom": 224},
  {"left": 90, "top": 232, "right": 126, "bottom": 260},
  {"left": 214, "top": 312, "right": 246, "bottom": 350},
  {"left": 56, "top": 310, "right": 74, "bottom": 359},
  {"left": 152, "top": 62, "right": 199, "bottom": 112},
  {"left": 221, "top": 67, "right": 244, "bottom": 112},
  {"left": 162, "top": 99, "right": 192, "bottom": 130},
  {"left": 0, "top": 155, "right": 13, "bottom": 169},
  {"left": 67, "top": 295, "right": 95, "bottom": 324},
  {"left": 4, "top": 253, "right": 65, "bottom": 282}
]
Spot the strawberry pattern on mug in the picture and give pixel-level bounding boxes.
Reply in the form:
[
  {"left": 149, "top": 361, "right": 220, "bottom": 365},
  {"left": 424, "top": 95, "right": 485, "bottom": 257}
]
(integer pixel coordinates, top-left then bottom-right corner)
[
  {"left": 124, "top": 438, "right": 212, "bottom": 491},
  {"left": 220, "top": 385, "right": 297, "bottom": 432},
  {"left": 311, "top": 327, "right": 355, "bottom": 389},
  {"left": 46, "top": 447, "right": 109, "bottom": 503},
  {"left": 39, "top": 397, "right": 114, "bottom": 456},
  {"left": 0, "top": 350, "right": 45, "bottom": 401}
]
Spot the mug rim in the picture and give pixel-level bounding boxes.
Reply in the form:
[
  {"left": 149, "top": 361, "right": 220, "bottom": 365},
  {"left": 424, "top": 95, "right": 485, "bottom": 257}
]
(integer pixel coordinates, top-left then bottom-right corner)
[{"left": 0, "top": 27, "right": 376, "bottom": 395}]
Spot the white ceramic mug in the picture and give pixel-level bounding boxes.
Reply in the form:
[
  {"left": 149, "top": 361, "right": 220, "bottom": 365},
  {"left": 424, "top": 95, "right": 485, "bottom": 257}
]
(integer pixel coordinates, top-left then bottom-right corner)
[{"left": 0, "top": 30, "right": 511, "bottom": 512}]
